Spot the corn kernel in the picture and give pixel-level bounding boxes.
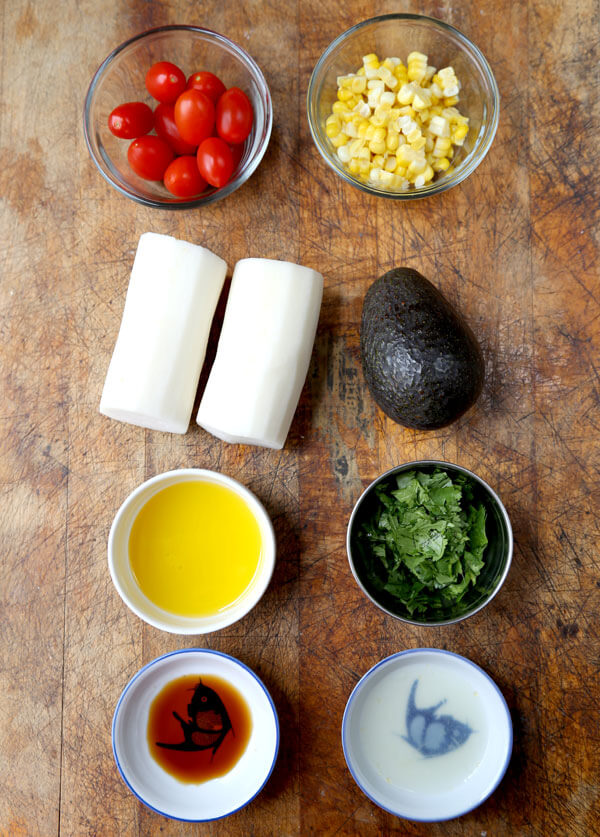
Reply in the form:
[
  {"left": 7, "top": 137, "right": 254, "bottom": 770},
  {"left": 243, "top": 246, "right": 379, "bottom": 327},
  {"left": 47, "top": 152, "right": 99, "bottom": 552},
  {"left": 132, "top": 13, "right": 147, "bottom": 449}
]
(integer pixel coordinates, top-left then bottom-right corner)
[
  {"left": 407, "top": 158, "right": 427, "bottom": 178},
  {"left": 351, "top": 76, "right": 367, "bottom": 94},
  {"left": 432, "top": 157, "right": 450, "bottom": 172},
  {"left": 348, "top": 158, "right": 360, "bottom": 175},
  {"left": 332, "top": 101, "right": 349, "bottom": 116},
  {"left": 410, "top": 136, "right": 426, "bottom": 152},
  {"left": 348, "top": 138, "right": 364, "bottom": 157},
  {"left": 452, "top": 123, "right": 469, "bottom": 143},
  {"left": 443, "top": 95, "right": 459, "bottom": 107},
  {"left": 368, "top": 139, "right": 386, "bottom": 155},
  {"left": 325, "top": 115, "right": 341, "bottom": 138},
  {"left": 337, "top": 87, "right": 354, "bottom": 102},
  {"left": 337, "top": 144, "right": 352, "bottom": 163},
  {"left": 386, "top": 129, "right": 400, "bottom": 152},
  {"left": 357, "top": 120, "right": 369, "bottom": 138},
  {"left": 372, "top": 154, "right": 385, "bottom": 168},
  {"left": 336, "top": 74, "right": 353, "bottom": 89},
  {"left": 384, "top": 156, "right": 397, "bottom": 172},
  {"left": 330, "top": 132, "right": 348, "bottom": 148}
]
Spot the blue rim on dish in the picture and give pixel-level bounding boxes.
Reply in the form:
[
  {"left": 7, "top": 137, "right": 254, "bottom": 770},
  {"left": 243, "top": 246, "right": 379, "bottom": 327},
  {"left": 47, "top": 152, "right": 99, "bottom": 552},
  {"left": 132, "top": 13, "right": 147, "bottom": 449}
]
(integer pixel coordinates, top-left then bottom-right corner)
[
  {"left": 341, "top": 648, "right": 513, "bottom": 822},
  {"left": 112, "top": 648, "right": 280, "bottom": 821}
]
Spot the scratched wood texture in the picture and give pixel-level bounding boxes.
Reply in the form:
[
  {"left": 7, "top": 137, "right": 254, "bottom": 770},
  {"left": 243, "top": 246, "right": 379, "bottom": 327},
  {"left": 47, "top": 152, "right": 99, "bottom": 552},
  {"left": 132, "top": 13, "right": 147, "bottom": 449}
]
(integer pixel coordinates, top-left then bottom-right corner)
[{"left": 0, "top": 0, "right": 598, "bottom": 834}]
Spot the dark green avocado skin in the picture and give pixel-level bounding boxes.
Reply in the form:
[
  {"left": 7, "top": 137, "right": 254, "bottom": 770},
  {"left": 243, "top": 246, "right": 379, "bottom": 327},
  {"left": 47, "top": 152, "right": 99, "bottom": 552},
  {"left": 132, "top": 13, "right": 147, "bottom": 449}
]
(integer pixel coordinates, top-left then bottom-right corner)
[{"left": 360, "top": 268, "right": 484, "bottom": 430}]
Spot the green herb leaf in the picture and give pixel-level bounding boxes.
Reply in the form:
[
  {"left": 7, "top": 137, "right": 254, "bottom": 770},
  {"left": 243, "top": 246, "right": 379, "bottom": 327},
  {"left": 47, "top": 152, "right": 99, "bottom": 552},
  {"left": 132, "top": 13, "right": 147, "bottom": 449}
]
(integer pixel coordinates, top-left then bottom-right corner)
[{"left": 356, "top": 468, "right": 488, "bottom": 617}]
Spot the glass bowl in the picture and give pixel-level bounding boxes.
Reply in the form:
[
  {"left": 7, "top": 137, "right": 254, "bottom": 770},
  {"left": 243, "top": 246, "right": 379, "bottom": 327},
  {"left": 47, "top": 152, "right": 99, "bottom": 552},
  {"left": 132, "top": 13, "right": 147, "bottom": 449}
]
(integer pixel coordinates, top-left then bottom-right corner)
[
  {"left": 346, "top": 460, "right": 512, "bottom": 626},
  {"left": 307, "top": 14, "right": 499, "bottom": 199},
  {"left": 83, "top": 25, "right": 272, "bottom": 209}
]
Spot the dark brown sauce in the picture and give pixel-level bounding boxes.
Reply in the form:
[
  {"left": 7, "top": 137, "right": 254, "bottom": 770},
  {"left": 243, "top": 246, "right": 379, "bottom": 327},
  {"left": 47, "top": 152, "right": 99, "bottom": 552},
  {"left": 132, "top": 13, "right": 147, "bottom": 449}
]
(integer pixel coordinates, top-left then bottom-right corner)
[{"left": 147, "top": 673, "right": 252, "bottom": 783}]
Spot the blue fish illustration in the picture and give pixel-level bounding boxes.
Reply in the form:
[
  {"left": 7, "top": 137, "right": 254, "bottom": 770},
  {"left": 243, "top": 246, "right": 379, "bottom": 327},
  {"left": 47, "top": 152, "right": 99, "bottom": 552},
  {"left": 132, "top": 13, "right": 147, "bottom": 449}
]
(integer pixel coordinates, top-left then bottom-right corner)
[{"left": 401, "top": 679, "right": 473, "bottom": 757}]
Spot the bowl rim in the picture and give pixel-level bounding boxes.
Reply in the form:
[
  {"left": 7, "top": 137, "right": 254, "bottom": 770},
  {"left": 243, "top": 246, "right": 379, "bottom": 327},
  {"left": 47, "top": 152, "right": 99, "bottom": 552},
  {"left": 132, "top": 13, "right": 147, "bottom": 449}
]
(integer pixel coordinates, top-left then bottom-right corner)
[
  {"left": 107, "top": 467, "right": 276, "bottom": 634},
  {"left": 307, "top": 12, "right": 500, "bottom": 200},
  {"left": 83, "top": 24, "right": 273, "bottom": 209},
  {"left": 341, "top": 647, "right": 513, "bottom": 821},
  {"left": 112, "top": 647, "right": 280, "bottom": 821},
  {"left": 346, "top": 459, "right": 513, "bottom": 626}
]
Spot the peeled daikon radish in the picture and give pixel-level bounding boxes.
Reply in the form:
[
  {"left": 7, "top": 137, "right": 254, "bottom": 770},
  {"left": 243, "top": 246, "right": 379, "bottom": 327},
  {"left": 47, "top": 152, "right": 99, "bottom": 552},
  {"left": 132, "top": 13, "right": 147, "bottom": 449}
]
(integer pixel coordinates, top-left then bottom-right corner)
[
  {"left": 100, "top": 232, "right": 226, "bottom": 434},
  {"left": 196, "top": 258, "right": 323, "bottom": 449}
]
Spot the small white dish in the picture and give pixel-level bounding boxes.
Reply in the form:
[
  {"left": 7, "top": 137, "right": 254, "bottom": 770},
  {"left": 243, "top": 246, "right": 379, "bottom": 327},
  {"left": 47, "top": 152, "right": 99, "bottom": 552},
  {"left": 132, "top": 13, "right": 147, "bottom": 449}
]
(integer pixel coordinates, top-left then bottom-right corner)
[
  {"left": 108, "top": 468, "right": 276, "bottom": 634},
  {"left": 112, "top": 648, "right": 279, "bottom": 821},
  {"left": 342, "top": 648, "right": 512, "bottom": 822}
]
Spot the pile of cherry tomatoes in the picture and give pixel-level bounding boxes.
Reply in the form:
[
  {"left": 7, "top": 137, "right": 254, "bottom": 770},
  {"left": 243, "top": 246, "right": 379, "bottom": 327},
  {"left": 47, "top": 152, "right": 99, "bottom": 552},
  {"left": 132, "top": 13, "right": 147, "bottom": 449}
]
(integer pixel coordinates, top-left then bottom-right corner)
[{"left": 108, "top": 61, "right": 254, "bottom": 198}]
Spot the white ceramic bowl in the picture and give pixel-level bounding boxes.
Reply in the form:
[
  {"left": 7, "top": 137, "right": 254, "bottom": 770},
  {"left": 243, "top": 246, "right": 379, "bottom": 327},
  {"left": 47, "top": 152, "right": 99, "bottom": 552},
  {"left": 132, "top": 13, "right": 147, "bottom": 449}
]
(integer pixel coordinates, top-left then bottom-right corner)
[
  {"left": 108, "top": 468, "right": 276, "bottom": 634},
  {"left": 113, "top": 648, "right": 279, "bottom": 821},
  {"left": 342, "top": 649, "right": 512, "bottom": 821}
]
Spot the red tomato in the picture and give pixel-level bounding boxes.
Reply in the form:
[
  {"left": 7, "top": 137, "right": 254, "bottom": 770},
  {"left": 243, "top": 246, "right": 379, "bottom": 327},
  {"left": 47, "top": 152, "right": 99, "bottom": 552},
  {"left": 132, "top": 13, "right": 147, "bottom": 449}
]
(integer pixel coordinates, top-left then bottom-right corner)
[
  {"left": 127, "top": 136, "right": 174, "bottom": 180},
  {"left": 108, "top": 101, "right": 154, "bottom": 139},
  {"left": 163, "top": 156, "right": 207, "bottom": 197},
  {"left": 174, "top": 89, "right": 215, "bottom": 145},
  {"left": 154, "top": 103, "right": 197, "bottom": 155},
  {"left": 145, "top": 61, "right": 186, "bottom": 104},
  {"left": 186, "top": 71, "right": 226, "bottom": 104},
  {"left": 229, "top": 141, "right": 244, "bottom": 172},
  {"left": 197, "top": 137, "right": 234, "bottom": 188},
  {"left": 216, "top": 87, "right": 253, "bottom": 145}
]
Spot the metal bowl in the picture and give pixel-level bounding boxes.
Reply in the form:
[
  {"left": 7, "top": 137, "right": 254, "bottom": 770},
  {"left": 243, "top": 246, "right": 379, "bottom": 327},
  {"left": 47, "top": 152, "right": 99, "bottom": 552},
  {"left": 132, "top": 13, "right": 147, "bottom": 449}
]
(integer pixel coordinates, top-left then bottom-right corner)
[{"left": 347, "top": 460, "right": 512, "bottom": 626}]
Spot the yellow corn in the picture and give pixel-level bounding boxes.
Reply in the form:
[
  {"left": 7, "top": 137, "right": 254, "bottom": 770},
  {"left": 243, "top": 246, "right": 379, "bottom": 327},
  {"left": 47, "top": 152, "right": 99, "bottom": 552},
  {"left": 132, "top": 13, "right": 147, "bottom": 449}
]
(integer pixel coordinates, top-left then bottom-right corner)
[
  {"left": 330, "top": 132, "right": 348, "bottom": 148},
  {"left": 331, "top": 101, "right": 349, "bottom": 116},
  {"left": 326, "top": 51, "right": 469, "bottom": 191},
  {"left": 351, "top": 76, "right": 367, "bottom": 94},
  {"left": 386, "top": 129, "right": 400, "bottom": 152},
  {"left": 433, "top": 157, "right": 450, "bottom": 172},
  {"left": 325, "top": 115, "right": 341, "bottom": 138},
  {"left": 407, "top": 51, "right": 428, "bottom": 82}
]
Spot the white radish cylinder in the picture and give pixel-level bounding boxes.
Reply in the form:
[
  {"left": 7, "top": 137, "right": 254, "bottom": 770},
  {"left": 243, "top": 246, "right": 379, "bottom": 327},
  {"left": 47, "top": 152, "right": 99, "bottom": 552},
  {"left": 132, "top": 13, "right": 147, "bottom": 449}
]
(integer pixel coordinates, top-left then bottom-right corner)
[
  {"left": 196, "top": 258, "right": 323, "bottom": 449},
  {"left": 100, "top": 232, "right": 227, "bottom": 434}
]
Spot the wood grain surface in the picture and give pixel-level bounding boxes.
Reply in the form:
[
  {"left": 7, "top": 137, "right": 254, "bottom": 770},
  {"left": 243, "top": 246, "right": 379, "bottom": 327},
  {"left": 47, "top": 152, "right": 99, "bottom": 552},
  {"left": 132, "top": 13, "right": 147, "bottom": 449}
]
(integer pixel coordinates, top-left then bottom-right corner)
[{"left": 1, "top": 0, "right": 598, "bottom": 834}]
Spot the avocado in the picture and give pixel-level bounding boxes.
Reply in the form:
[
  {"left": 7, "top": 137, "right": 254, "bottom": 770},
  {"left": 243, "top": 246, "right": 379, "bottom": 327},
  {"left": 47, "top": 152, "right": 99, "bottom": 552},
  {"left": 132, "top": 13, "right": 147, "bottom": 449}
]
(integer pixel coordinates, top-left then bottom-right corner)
[{"left": 360, "top": 268, "right": 484, "bottom": 429}]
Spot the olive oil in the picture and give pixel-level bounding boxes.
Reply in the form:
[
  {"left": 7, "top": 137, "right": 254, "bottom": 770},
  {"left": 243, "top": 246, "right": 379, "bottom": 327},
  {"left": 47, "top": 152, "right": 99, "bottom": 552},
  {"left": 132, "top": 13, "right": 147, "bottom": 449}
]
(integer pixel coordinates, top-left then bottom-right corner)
[
  {"left": 148, "top": 674, "right": 252, "bottom": 783},
  {"left": 128, "top": 480, "right": 263, "bottom": 617}
]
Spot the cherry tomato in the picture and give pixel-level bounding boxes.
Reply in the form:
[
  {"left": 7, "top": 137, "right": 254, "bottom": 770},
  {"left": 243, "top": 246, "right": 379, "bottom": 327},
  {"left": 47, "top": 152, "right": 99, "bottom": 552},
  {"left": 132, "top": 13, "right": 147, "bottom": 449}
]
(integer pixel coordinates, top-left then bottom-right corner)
[
  {"left": 186, "top": 71, "right": 226, "bottom": 104},
  {"left": 127, "top": 136, "right": 174, "bottom": 180},
  {"left": 163, "top": 156, "right": 207, "bottom": 197},
  {"left": 154, "top": 103, "right": 197, "bottom": 155},
  {"left": 229, "top": 141, "right": 244, "bottom": 172},
  {"left": 174, "top": 89, "right": 215, "bottom": 146},
  {"left": 145, "top": 61, "right": 186, "bottom": 104},
  {"left": 197, "top": 137, "right": 235, "bottom": 188},
  {"left": 108, "top": 101, "right": 154, "bottom": 139},
  {"left": 216, "top": 87, "right": 253, "bottom": 145}
]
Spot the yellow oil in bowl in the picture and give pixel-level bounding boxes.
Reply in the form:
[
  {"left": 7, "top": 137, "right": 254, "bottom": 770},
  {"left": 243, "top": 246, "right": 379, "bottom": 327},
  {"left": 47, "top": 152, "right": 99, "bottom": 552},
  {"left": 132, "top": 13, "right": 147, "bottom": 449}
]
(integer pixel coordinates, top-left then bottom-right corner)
[{"left": 128, "top": 480, "right": 263, "bottom": 618}]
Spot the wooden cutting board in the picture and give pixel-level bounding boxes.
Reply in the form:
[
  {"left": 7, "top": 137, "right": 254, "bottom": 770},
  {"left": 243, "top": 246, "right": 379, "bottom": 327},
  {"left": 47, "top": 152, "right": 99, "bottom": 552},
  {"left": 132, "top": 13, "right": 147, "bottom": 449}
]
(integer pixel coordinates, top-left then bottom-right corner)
[{"left": 1, "top": 0, "right": 598, "bottom": 834}]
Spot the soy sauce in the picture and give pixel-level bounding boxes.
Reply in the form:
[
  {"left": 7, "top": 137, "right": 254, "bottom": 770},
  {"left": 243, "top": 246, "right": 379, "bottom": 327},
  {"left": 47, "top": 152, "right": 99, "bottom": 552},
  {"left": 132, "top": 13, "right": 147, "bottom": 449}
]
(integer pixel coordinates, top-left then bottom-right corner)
[{"left": 147, "top": 674, "right": 252, "bottom": 783}]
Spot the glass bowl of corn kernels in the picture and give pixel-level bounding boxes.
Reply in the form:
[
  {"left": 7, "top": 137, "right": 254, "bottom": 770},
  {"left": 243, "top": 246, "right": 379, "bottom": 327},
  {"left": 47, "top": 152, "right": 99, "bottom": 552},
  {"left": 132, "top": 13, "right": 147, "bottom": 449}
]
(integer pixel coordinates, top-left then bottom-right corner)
[{"left": 307, "top": 14, "right": 499, "bottom": 199}]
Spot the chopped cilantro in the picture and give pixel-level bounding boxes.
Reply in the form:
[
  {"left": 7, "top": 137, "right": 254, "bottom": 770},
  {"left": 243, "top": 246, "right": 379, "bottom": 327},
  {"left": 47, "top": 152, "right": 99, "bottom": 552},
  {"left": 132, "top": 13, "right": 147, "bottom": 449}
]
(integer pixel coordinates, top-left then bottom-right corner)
[{"left": 354, "top": 468, "right": 488, "bottom": 617}]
